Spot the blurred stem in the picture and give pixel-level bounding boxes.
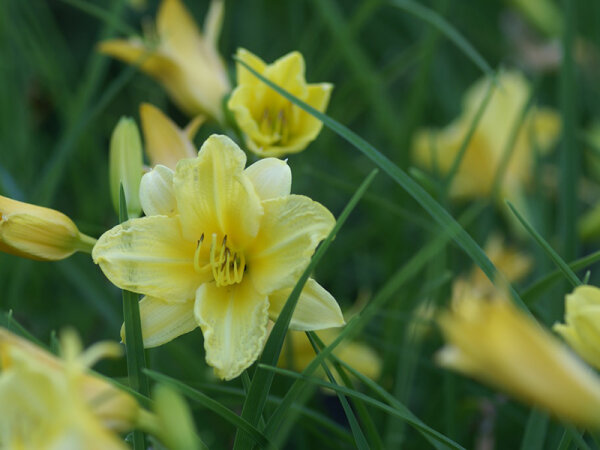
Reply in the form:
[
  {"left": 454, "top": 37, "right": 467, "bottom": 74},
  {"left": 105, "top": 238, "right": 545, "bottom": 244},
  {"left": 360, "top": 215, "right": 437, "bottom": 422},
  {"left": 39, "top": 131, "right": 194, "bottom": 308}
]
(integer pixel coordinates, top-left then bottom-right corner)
[
  {"left": 75, "top": 233, "right": 97, "bottom": 254},
  {"left": 559, "top": 0, "right": 578, "bottom": 261}
]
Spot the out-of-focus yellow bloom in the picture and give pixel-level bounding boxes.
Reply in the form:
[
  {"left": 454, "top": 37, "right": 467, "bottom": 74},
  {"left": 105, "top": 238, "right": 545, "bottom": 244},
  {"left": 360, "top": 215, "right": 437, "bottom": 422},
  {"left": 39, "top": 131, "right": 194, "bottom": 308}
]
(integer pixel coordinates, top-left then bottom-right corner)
[
  {"left": 554, "top": 285, "right": 600, "bottom": 371},
  {"left": 0, "top": 327, "right": 140, "bottom": 449},
  {"left": 413, "top": 70, "right": 560, "bottom": 202},
  {"left": 109, "top": 117, "right": 143, "bottom": 218},
  {"left": 139, "top": 103, "right": 204, "bottom": 170},
  {"left": 509, "top": 0, "right": 563, "bottom": 36},
  {"left": 437, "top": 293, "right": 600, "bottom": 428},
  {"left": 279, "top": 328, "right": 381, "bottom": 381},
  {"left": 228, "top": 48, "right": 333, "bottom": 158},
  {"left": 99, "top": 0, "right": 230, "bottom": 123},
  {"left": 0, "top": 195, "right": 96, "bottom": 261},
  {"left": 93, "top": 134, "right": 344, "bottom": 380}
]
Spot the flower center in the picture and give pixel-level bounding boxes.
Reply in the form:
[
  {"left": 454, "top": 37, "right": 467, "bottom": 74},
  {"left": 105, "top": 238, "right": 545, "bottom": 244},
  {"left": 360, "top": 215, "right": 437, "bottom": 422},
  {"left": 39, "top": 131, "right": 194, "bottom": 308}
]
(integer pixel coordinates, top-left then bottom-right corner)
[
  {"left": 194, "top": 233, "right": 246, "bottom": 287},
  {"left": 259, "top": 107, "right": 289, "bottom": 144}
]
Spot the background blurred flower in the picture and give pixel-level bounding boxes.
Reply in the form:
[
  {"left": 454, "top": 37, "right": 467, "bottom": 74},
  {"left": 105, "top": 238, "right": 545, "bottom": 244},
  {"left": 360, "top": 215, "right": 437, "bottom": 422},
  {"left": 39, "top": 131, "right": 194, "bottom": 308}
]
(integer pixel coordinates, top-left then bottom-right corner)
[
  {"left": 0, "top": 328, "right": 140, "bottom": 449},
  {"left": 437, "top": 293, "right": 600, "bottom": 429},
  {"left": 554, "top": 285, "right": 600, "bottom": 371},
  {"left": 412, "top": 70, "right": 561, "bottom": 203},
  {"left": 228, "top": 48, "right": 333, "bottom": 158},
  {"left": 0, "top": 195, "right": 96, "bottom": 261},
  {"left": 99, "top": 0, "right": 230, "bottom": 123}
]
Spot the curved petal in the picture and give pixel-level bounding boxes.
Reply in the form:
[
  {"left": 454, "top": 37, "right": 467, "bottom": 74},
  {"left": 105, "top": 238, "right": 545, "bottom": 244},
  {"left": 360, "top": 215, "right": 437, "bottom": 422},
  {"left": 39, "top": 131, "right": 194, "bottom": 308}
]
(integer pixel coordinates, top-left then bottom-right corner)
[
  {"left": 139, "top": 165, "right": 177, "bottom": 216},
  {"left": 264, "top": 51, "right": 307, "bottom": 97},
  {"left": 194, "top": 281, "right": 269, "bottom": 380},
  {"left": 173, "top": 135, "right": 263, "bottom": 247},
  {"left": 268, "top": 278, "right": 344, "bottom": 330},
  {"left": 157, "top": 0, "right": 204, "bottom": 64},
  {"left": 244, "top": 158, "right": 291, "bottom": 201},
  {"left": 235, "top": 48, "right": 267, "bottom": 87},
  {"left": 92, "top": 216, "right": 207, "bottom": 302},
  {"left": 139, "top": 103, "right": 197, "bottom": 169},
  {"left": 98, "top": 40, "right": 177, "bottom": 79},
  {"left": 248, "top": 195, "right": 335, "bottom": 294},
  {"left": 120, "top": 296, "right": 196, "bottom": 348}
]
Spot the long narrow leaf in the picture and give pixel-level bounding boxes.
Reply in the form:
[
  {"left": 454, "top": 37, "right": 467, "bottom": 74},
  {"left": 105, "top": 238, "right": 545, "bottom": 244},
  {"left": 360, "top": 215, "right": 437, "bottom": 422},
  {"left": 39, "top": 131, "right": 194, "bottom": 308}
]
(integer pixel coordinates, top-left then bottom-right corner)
[{"left": 234, "top": 57, "right": 527, "bottom": 311}]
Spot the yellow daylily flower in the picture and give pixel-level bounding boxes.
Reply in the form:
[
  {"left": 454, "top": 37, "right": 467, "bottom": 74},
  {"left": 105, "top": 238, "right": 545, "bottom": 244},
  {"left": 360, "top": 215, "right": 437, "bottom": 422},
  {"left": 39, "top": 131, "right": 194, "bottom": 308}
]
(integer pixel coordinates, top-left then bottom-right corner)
[
  {"left": 0, "top": 327, "right": 140, "bottom": 449},
  {"left": 554, "top": 285, "right": 600, "bottom": 371},
  {"left": 436, "top": 292, "right": 600, "bottom": 428},
  {"left": 139, "top": 102, "right": 204, "bottom": 170},
  {"left": 412, "top": 70, "right": 561, "bottom": 202},
  {"left": 228, "top": 48, "right": 333, "bottom": 158},
  {"left": 0, "top": 195, "right": 96, "bottom": 261},
  {"left": 93, "top": 134, "right": 344, "bottom": 380},
  {"left": 99, "top": 0, "right": 230, "bottom": 123},
  {"left": 279, "top": 327, "right": 381, "bottom": 382}
]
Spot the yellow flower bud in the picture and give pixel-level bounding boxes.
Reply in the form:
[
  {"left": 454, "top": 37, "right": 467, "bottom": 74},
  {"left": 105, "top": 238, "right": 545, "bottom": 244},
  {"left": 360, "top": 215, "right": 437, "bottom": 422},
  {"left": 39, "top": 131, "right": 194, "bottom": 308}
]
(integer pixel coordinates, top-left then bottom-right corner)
[
  {"left": 0, "top": 195, "right": 96, "bottom": 261},
  {"left": 554, "top": 285, "right": 600, "bottom": 371},
  {"left": 437, "top": 292, "right": 600, "bottom": 428},
  {"left": 109, "top": 117, "right": 143, "bottom": 218}
]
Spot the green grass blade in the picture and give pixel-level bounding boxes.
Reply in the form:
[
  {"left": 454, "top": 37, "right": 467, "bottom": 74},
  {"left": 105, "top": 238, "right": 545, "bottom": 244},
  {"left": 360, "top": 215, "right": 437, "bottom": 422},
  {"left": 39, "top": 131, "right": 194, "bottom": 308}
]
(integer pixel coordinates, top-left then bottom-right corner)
[
  {"left": 506, "top": 201, "right": 581, "bottom": 287},
  {"left": 1, "top": 311, "right": 48, "bottom": 349},
  {"left": 233, "top": 169, "right": 378, "bottom": 449},
  {"left": 389, "top": 0, "right": 494, "bottom": 77},
  {"left": 521, "top": 250, "right": 600, "bottom": 304},
  {"left": 259, "top": 365, "right": 465, "bottom": 450},
  {"left": 234, "top": 57, "right": 527, "bottom": 310},
  {"left": 520, "top": 410, "right": 548, "bottom": 450},
  {"left": 59, "top": 0, "right": 138, "bottom": 36},
  {"left": 308, "top": 332, "right": 383, "bottom": 449},
  {"left": 305, "top": 332, "right": 371, "bottom": 450},
  {"left": 144, "top": 369, "right": 272, "bottom": 449},
  {"left": 263, "top": 202, "right": 484, "bottom": 445},
  {"left": 119, "top": 186, "right": 148, "bottom": 450}
]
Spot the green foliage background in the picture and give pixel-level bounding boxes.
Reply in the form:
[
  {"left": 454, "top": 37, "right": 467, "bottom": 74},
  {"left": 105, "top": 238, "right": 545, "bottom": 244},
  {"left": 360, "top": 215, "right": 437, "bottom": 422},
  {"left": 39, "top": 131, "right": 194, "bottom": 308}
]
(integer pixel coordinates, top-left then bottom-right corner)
[{"left": 1, "top": 0, "right": 600, "bottom": 448}]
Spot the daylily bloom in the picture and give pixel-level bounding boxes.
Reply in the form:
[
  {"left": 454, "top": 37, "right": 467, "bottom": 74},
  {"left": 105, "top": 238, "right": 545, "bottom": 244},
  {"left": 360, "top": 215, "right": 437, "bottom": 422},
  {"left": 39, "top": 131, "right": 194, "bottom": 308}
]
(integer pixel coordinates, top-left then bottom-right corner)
[
  {"left": 554, "top": 285, "right": 600, "bottom": 371},
  {"left": 99, "top": 0, "right": 230, "bottom": 123},
  {"left": 0, "top": 195, "right": 96, "bottom": 261},
  {"left": 279, "top": 327, "right": 381, "bottom": 382},
  {"left": 139, "top": 102, "right": 204, "bottom": 170},
  {"left": 93, "top": 134, "right": 344, "bottom": 380},
  {"left": 412, "top": 70, "right": 560, "bottom": 202},
  {"left": 109, "top": 117, "right": 143, "bottom": 218},
  {"left": 0, "top": 327, "right": 141, "bottom": 448},
  {"left": 437, "top": 292, "right": 600, "bottom": 428},
  {"left": 228, "top": 48, "right": 333, "bottom": 158}
]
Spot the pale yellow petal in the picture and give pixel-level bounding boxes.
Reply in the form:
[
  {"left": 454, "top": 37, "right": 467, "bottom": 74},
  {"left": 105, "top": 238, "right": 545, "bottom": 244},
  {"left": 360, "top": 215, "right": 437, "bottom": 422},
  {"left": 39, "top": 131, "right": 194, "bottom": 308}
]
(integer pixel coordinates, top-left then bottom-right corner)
[
  {"left": 335, "top": 340, "right": 382, "bottom": 381},
  {"left": 194, "top": 281, "right": 269, "bottom": 380},
  {"left": 140, "top": 103, "right": 197, "bottom": 169},
  {"left": 235, "top": 48, "right": 267, "bottom": 87},
  {"left": 92, "top": 215, "right": 207, "bottom": 302},
  {"left": 98, "top": 40, "right": 177, "bottom": 79},
  {"left": 173, "top": 134, "right": 263, "bottom": 247},
  {"left": 157, "top": 0, "right": 204, "bottom": 63},
  {"left": 203, "top": 0, "right": 224, "bottom": 49},
  {"left": 268, "top": 278, "right": 344, "bottom": 330},
  {"left": 139, "top": 165, "right": 177, "bottom": 217},
  {"left": 244, "top": 158, "right": 291, "bottom": 200},
  {"left": 121, "top": 296, "right": 196, "bottom": 348},
  {"left": 531, "top": 107, "right": 561, "bottom": 153},
  {"left": 264, "top": 51, "right": 307, "bottom": 97},
  {"left": 248, "top": 195, "right": 335, "bottom": 294}
]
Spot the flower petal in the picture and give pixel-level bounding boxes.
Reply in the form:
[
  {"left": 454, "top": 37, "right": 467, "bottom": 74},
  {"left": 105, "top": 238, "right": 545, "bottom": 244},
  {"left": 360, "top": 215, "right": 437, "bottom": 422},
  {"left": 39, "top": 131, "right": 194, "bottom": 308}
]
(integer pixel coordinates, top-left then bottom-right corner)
[
  {"left": 120, "top": 296, "right": 196, "bottom": 348},
  {"left": 235, "top": 48, "right": 267, "bottom": 87},
  {"left": 139, "top": 103, "right": 197, "bottom": 169},
  {"left": 264, "top": 51, "right": 307, "bottom": 97},
  {"left": 248, "top": 195, "right": 335, "bottom": 294},
  {"left": 139, "top": 165, "right": 177, "bottom": 217},
  {"left": 157, "top": 0, "right": 204, "bottom": 64},
  {"left": 268, "top": 278, "right": 344, "bottom": 330},
  {"left": 194, "top": 281, "right": 269, "bottom": 380},
  {"left": 244, "top": 158, "right": 291, "bottom": 201},
  {"left": 93, "top": 216, "right": 207, "bottom": 302},
  {"left": 174, "top": 135, "right": 263, "bottom": 247},
  {"left": 98, "top": 40, "right": 177, "bottom": 79}
]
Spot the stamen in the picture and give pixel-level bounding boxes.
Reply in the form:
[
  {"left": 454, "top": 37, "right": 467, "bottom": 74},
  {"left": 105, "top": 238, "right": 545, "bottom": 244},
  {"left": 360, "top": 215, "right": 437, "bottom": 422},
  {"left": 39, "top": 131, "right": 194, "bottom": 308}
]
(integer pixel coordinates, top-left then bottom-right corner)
[
  {"left": 209, "top": 234, "right": 246, "bottom": 287},
  {"left": 193, "top": 233, "right": 205, "bottom": 272}
]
